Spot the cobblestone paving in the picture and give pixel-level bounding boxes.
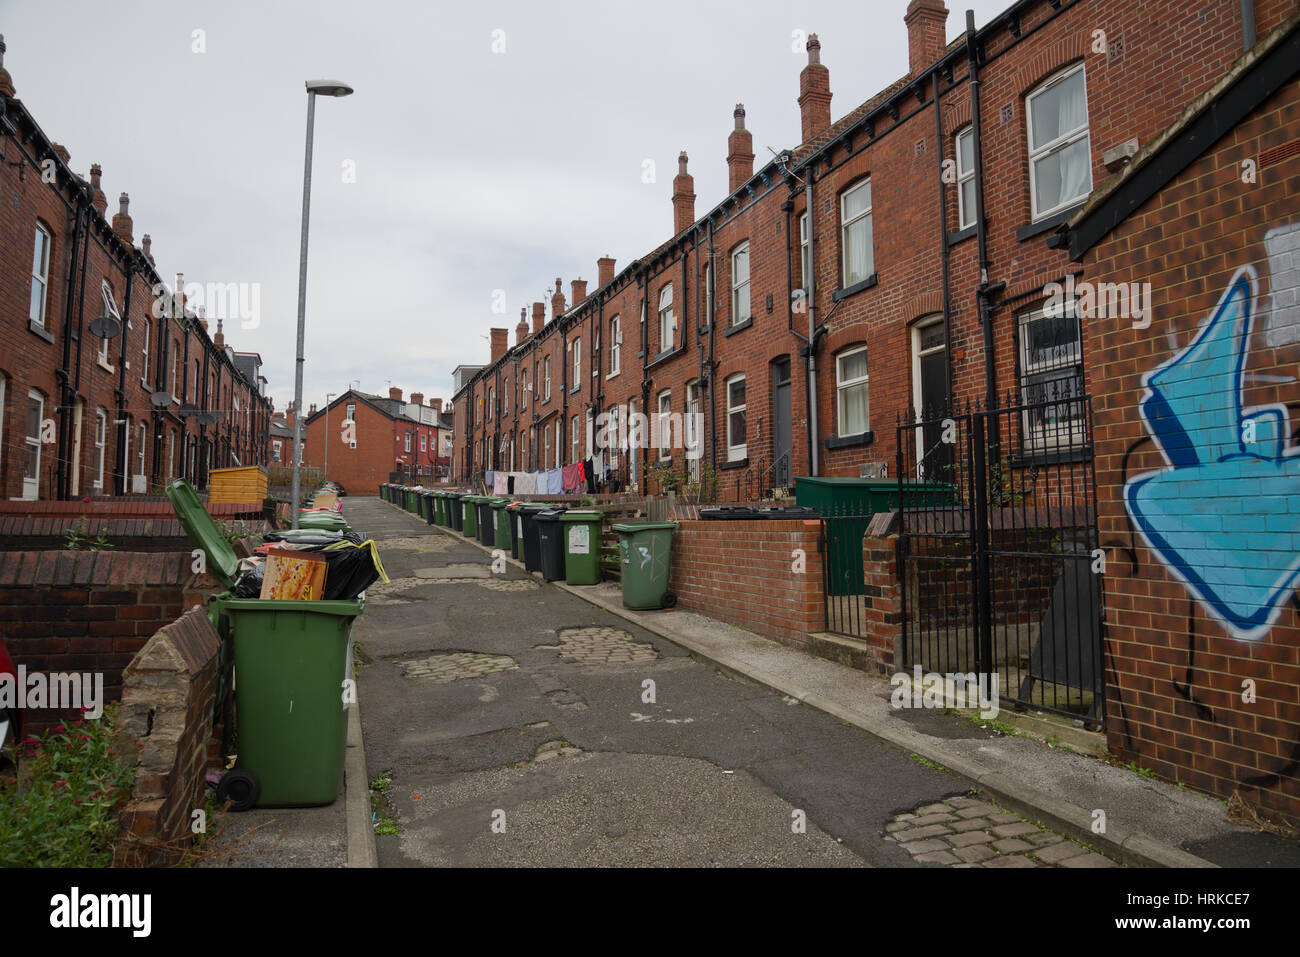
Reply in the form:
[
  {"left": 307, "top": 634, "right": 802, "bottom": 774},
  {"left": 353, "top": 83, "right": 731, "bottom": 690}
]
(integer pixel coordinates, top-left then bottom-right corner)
[
  {"left": 402, "top": 652, "right": 519, "bottom": 682},
  {"left": 364, "top": 577, "right": 429, "bottom": 599},
  {"left": 531, "top": 739, "right": 582, "bottom": 762},
  {"left": 478, "top": 578, "right": 540, "bottom": 592},
  {"left": 536, "top": 626, "right": 659, "bottom": 665},
  {"left": 370, "top": 536, "right": 452, "bottom": 551},
  {"left": 885, "top": 795, "right": 1120, "bottom": 868}
]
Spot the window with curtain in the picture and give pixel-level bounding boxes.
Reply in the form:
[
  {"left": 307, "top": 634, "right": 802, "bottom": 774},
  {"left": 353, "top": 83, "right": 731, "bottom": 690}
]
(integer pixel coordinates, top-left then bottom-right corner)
[
  {"left": 93, "top": 408, "right": 108, "bottom": 490},
  {"left": 573, "top": 337, "right": 581, "bottom": 383},
  {"left": 1027, "top": 64, "right": 1092, "bottom": 219},
  {"left": 571, "top": 415, "right": 580, "bottom": 463},
  {"left": 841, "top": 179, "right": 874, "bottom": 287},
  {"left": 543, "top": 358, "right": 551, "bottom": 401},
  {"left": 956, "top": 127, "right": 976, "bottom": 230},
  {"left": 799, "top": 212, "right": 810, "bottom": 297},
  {"left": 99, "top": 282, "right": 121, "bottom": 365},
  {"left": 836, "top": 347, "right": 870, "bottom": 436},
  {"left": 731, "top": 242, "right": 750, "bottom": 325},
  {"left": 658, "top": 390, "right": 672, "bottom": 459}
]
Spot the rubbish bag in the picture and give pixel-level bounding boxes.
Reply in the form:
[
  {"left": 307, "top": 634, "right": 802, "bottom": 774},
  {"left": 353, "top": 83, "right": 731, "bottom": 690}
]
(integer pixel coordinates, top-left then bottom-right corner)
[{"left": 318, "top": 539, "right": 389, "bottom": 600}]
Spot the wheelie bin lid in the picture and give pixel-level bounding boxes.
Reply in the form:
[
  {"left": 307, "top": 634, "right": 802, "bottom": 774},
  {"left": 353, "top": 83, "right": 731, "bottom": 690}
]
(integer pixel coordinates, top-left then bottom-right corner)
[
  {"left": 488, "top": 497, "right": 512, "bottom": 508},
  {"left": 535, "top": 508, "right": 566, "bottom": 521},
  {"left": 559, "top": 509, "right": 603, "bottom": 522},
  {"left": 612, "top": 521, "right": 679, "bottom": 532},
  {"left": 166, "top": 478, "right": 241, "bottom": 589}
]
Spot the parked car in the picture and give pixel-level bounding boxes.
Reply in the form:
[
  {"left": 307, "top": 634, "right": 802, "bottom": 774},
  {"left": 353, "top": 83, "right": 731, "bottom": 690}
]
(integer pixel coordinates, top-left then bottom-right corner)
[{"left": 0, "top": 635, "right": 19, "bottom": 770}]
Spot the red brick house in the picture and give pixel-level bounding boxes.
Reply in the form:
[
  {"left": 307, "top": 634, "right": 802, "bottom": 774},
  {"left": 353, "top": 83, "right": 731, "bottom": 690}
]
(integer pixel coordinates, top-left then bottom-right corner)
[
  {"left": 0, "top": 38, "right": 271, "bottom": 500},
  {"left": 302, "top": 387, "right": 452, "bottom": 493}
]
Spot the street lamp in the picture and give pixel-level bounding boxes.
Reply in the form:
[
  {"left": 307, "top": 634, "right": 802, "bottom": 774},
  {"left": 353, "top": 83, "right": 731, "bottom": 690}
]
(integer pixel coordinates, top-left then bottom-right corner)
[{"left": 291, "top": 79, "right": 353, "bottom": 529}]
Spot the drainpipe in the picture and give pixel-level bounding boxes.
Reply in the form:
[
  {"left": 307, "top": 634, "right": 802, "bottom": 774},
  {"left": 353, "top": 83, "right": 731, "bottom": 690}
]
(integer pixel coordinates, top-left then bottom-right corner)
[
  {"left": 63, "top": 203, "right": 93, "bottom": 499},
  {"left": 805, "top": 169, "right": 820, "bottom": 477},
  {"left": 706, "top": 218, "right": 717, "bottom": 475},
  {"left": 934, "top": 69, "right": 955, "bottom": 406},
  {"left": 115, "top": 255, "right": 134, "bottom": 495},
  {"left": 1241, "top": 0, "right": 1256, "bottom": 49},
  {"left": 56, "top": 191, "right": 90, "bottom": 500},
  {"left": 966, "top": 9, "right": 998, "bottom": 414}
]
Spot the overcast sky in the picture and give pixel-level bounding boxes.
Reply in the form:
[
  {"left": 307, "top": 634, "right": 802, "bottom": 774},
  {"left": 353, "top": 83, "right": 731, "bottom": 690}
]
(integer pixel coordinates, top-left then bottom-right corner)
[{"left": 3, "top": 0, "right": 1009, "bottom": 413}]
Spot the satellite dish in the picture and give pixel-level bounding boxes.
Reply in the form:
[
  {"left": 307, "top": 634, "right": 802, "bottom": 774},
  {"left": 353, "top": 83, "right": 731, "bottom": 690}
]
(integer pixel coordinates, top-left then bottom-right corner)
[
  {"left": 150, "top": 391, "right": 173, "bottom": 407},
  {"left": 179, "top": 403, "right": 199, "bottom": 418},
  {"left": 199, "top": 412, "right": 221, "bottom": 426},
  {"left": 89, "top": 314, "right": 122, "bottom": 340}
]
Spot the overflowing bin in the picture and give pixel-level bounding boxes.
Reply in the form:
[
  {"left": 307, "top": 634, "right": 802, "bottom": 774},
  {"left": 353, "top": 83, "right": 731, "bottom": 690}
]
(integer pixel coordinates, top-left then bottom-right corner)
[
  {"left": 535, "top": 508, "right": 567, "bottom": 581},
  {"left": 559, "top": 509, "right": 603, "bottom": 586},
  {"left": 613, "top": 521, "right": 679, "bottom": 609},
  {"left": 168, "top": 479, "right": 361, "bottom": 809}
]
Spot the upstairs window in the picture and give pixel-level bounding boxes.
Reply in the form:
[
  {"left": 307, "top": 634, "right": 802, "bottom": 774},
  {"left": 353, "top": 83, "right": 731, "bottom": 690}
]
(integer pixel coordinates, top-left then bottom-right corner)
[
  {"left": 140, "top": 317, "right": 151, "bottom": 384},
  {"left": 573, "top": 337, "right": 581, "bottom": 384},
  {"left": 955, "top": 127, "right": 976, "bottom": 230},
  {"left": 841, "top": 179, "right": 874, "bottom": 287},
  {"left": 30, "top": 224, "right": 52, "bottom": 327},
  {"left": 609, "top": 315, "right": 621, "bottom": 375},
  {"left": 543, "top": 358, "right": 551, "bottom": 401},
  {"left": 731, "top": 241, "right": 751, "bottom": 326},
  {"left": 99, "top": 282, "right": 121, "bottom": 366},
  {"left": 658, "top": 283, "right": 676, "bottom": 353},
  {"left": 799, "top": 212, "right": 811, "bottom": 299},
  {"left": 1027, "top": 64, "right": 1092, "bottom": 219},
  {"left": 836, "top": 347, "right": 870, "bottom": 437}
]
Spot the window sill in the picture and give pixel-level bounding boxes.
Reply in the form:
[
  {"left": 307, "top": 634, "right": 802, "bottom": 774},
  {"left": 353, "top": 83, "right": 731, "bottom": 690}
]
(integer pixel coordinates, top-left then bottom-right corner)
[
  {"left": 28, "top": 320, "right": 54, "bottom": 344},
  {"left": 606, "top": 370, "right": 620, "bottom": 381},
  {"left": 718, "top": 457, "right": 748, "bottom": 471},
  {"left": 723, "top": 317, "right": 753, "bottom": 337},
  {"left": 97, "top": 359, "right": 115, "bottom": 373},
  {"left": 824, "top": 430, "right": 874, "bottom": 450},
  {"left": 1011, "top": 445, "right": 1093, "bottom": 467},
  {"left": 569, "top": 385, "right": 582, "bottom": 395},
  {"left": 1017, "top": 203, "right": 1084, "bottom": 242},
  {"left": 831, "top": 273, "right": 878, "bottom": 303},
  {"left": 647, "top": 345, "right": 685, "bottom": 370},
  {"left": 947, "top": 224, "right": 977, "bottom": 246}
]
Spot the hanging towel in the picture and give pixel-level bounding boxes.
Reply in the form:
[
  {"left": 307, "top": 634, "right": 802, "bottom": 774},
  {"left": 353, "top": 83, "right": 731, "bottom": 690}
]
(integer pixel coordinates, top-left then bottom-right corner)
[
  {"left": 516, "top": 472, "right": 537, "bottom": 495},
  {"left": 561, "top": 462, "right": 583, "bottom": 493},
  {"left": 544, "top": 468, "right": 564, "bottom": 494},
  {"left": 584, "top": 458, "right": 596, "bottom": 493},
  {"left": 493, "top": 472, "right": 509, "bottom": 495},
  {"left": 485, "top": 471, "right": 495, "bottom": 492}
]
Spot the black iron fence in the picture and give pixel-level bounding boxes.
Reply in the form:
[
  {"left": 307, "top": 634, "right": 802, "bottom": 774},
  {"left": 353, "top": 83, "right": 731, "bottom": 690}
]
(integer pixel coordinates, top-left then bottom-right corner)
[{"left": 896, "top": 393, "right": 1104, "bottom": 725}]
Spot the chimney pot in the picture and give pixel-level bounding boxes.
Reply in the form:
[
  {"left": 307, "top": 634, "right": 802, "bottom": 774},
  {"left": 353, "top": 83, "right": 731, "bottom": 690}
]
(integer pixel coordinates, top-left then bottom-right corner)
[
  {"left": 0, "top": 36, "right": 14, "bottom": 97},
  {"left": 389, "top": 386, "right": 403, "bottom": 402},
  {"left": 112, "top": 192, "right": 134, "bottom": 245},
  {"left": 551, "top": 282, "right": 566, "bottom": 319},
  {"left": 516, "top": 307, "right": 530, "bottom": 345},
  {"left": 411, "top": 392, "right": 424, "bottom": 407},
  {"left": 214, "top": 318, "right": 225, "bottom": 348},
  {"left": 88, "top": 164, "right": 107, "bottom": 216},
  {"left": 597, "top": 256, "right": 616, "bottom": 288},
  {"left": 798, "top": 34, "right": 833, "bottom": 143},
  {"left": 734, "top": 104, "right": 746, "bottom": 129}
]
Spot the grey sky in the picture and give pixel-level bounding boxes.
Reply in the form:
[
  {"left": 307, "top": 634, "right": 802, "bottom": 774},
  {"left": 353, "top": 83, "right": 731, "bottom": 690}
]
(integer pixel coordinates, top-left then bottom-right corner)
[{"left": 3, "top": 0, "right": 1009, "bottom": 412}]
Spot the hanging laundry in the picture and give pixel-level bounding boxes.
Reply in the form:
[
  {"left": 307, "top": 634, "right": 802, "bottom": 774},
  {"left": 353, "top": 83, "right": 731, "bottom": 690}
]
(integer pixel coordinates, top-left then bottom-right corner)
[
  {"left": 516, "top": 472, "right": 537, "bottom": 495},
  {"left": 493, "top": 472, "right": 509, "bottom": 495},
  {"left": 543, "top": 468, "right": 564, "bottom": 495},
  {"left": 561, "top": 462, "right": 584, "bottom": 493}
]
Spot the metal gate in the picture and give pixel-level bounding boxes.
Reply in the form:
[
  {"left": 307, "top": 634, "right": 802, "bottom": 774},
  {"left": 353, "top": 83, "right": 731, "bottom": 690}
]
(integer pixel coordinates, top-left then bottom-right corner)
[{"left": 896, "top": 393, "right": 1104, "bottom": 725}]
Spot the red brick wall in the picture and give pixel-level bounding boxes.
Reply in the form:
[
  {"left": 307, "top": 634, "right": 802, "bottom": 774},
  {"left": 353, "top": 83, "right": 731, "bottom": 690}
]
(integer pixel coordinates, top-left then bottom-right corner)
[
  {"left": 858, "top": 533, "right": 903, "bottom": 673},
  {"left": 667, "top": 519, "right": 823, "bottom": 644},
  {"left": 1082, "top": 63, "right": 1300, "bottom": 821},
  {"left": 0, "top": 551, "right": 215, "bottom": 734}
]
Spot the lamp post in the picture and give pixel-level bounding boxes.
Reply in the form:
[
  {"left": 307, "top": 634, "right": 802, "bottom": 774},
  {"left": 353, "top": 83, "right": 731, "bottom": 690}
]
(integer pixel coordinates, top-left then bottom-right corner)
[
  {"left": 291, "top": 79, "right": 353, "bottom": 529},
  {"left": 323, "top": 391, "right": 337, "bottom": 486}
]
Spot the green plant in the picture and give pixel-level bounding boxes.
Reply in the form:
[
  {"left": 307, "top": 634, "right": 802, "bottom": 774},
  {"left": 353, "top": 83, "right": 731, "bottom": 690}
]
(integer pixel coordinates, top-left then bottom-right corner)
[
  {"left": 216, "top": 519, "right": 261, "bottom": 545},
  {"left": 985, "top": 460, "right": 1029, "bottom": 507},
  {"left": 0, "top": 704, "right": 137, "bottom": 867},
  {"left": 64, "top": 500, "right": 114, "bottom": 551},
  {"left": 909, "top": 753, "right": 948, "bottom": 772}
]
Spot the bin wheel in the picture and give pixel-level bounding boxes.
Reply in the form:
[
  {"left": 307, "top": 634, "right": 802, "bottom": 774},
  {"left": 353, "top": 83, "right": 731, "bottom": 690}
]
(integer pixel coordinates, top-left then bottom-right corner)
[
  {"left": 217, "top": 769, "right": 260, "bottom": 812},
  {"left": 660, "top": 591, "right": 677, "bottom": 609}
]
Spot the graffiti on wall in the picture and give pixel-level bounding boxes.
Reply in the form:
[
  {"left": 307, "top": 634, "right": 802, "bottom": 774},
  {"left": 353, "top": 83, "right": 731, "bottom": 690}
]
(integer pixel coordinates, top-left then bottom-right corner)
[{"left": 1125, "top": 265, "right": 1300, "bottom": 640}]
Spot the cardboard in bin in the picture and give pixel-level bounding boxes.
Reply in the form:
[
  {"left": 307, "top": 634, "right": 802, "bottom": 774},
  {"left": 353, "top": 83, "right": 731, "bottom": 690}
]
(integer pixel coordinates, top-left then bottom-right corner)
[{"left": 260, "top": 548, "right": 328, "bottom": 600}]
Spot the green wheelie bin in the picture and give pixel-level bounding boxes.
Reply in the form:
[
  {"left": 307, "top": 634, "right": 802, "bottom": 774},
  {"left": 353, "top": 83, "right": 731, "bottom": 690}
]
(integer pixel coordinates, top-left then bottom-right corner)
[
  {"left": 613, "top": 521, "right": 679, "bottom": 609},
  {"left": 460, "top": 495, "right": 480, "bottom": 538},
  {"left": 298, "top": 510, "right": 350, "bottom": 533},
  {"left": 505, "top": 502, "right": 526, "bottom": 559},
  {"left": 168, "top": 479, "right": 361, "bottom": 809},
  {"left": 433, "top": 491, "right": 446, "bottom": 526},
  {"left": 560, "top": 509, "right": 604, "bottom": 586},
  {"left": 490, "top": 499, "right": 513, "bottom": 554}
]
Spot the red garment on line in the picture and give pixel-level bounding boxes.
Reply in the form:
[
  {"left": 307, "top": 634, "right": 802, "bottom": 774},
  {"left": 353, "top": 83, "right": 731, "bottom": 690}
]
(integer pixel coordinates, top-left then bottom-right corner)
[{"left": 561, "top": 462, "right": 585, "bottom": 492}]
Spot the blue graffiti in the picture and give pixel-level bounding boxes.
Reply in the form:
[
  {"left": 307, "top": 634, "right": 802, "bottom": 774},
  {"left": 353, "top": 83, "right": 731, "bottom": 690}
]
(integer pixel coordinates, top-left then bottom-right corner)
[{"left": 1125, "top": 266, "right": 1300, "bottom": 639}]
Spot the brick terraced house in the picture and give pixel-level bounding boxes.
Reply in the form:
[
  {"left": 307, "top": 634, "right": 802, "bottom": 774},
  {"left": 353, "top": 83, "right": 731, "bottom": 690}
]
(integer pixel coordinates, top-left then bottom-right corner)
[{"left": 0, "top": 38, "right": 272, "bottom": 500}]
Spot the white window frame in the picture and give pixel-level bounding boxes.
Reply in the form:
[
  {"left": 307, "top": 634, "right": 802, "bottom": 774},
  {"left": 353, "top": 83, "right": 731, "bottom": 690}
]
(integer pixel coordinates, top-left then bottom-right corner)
[
  {"left": 98, "top": 281, "right": 121, "bottom": 367},
  {"left": 543, "top": 422, "right": 551, "bottom": 468},
  {"left": 609, "top": 315, "right": 621, "bottom": 376},
  {"left": 554, "top": 419, "right": 562, "bottom": 468},
  {"left": 685, "top": 380, "right": 701, "bottom": 478},
  {"left": 272, "top": 439, "right": 282, "bottom": 463},
  {"left": 503, "top": 377, "right": 509, "bottom": 416},
  {"left": 1026, "top": 63, "right": 1092, "bottom": 220},
  {"left": 657, "top": 390, "right": 672, "bottom": 460},
  {"left": 30, "top": 223, "right": 52, "bottom": 327},
  {"left": 799, "top": 212, "right": 811, "bottom": 298},
  {"left": 93, "top": 408, "right": 107, "bottom": 491},
  {"left": 841, "top": 179, "right": 874, "bottom": 287},
  {"left": 405, "top": 431, "right": 412, "bottom": 453},
  {"left": 137, "top": 421, "right": 147, "bottom": 485},
  {"left": 726, "top": 374, "right": 747, "bottom": 462},
  {"left": 731, "top": 241, "right": 751, "bottom": 326},
  {"left": 571, "top": 414, "right": 580, "bottom": 464},
  {"left": 23, "top": 389, "right": 43, "bottom": 500},
  {"left": 543, "top": 358, "right": 551, "bottom": 401},
  {"left": 955, "top": 126, "right": 976, "bottom": 230},
  {"left": 420, "top": 433, "right": 427, "bottom": 453},
  {"left": 487, "top": 386, "right": 494, "bottom": 421},
  {"left": 169, "top": 337, "right": 179, "bottom": 402},
  {"left": 140, "top": 317, "right": 151, "bottom": 386},
  {"left": 658, "top": 283, "right": 675, "bottom": 353},
  {"left": 346, "top": 402, "right": 356, "bottom": 422},
  {"left": 836, "top": 346, "right": 870, "bottom": 437},
  {"left": 573, "top": 336, "right": 581, "bottom": 384},
  {"left": 520, "top": 370, "right": 528, "bottom": 409}
]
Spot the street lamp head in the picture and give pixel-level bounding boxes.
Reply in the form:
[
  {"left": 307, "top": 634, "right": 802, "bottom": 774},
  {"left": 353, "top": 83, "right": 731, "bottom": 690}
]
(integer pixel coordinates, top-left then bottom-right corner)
[{"left": 306, "top": 79, "right": 354, "bottom": 97}]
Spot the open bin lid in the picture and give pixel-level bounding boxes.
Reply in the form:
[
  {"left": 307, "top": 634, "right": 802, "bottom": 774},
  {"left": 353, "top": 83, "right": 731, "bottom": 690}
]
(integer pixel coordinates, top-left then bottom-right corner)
[{"left": 166, "top": 478, "right": 241, "bottom": 589}]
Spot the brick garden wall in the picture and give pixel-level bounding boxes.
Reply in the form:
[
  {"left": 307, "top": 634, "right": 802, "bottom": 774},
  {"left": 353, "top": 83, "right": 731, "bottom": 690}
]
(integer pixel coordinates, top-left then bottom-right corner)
[
  {"left": 667, "top": 519, "right": 823, "bottom": 645},
  {"left": 1081, "top": 50, "right": 1300, "bottom": 821},
  {"left": 0, "top": 550, "right": 217, "bottom": 734}
]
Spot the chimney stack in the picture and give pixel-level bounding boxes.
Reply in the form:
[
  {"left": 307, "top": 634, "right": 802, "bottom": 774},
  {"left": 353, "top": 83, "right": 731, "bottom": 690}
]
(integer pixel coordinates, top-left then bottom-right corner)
[
  {"left": 141, "top": 233, "right": 155, "bottom": 264},
  {"left": 597, "top": 255, "right": 616, "bottom": 288},
  {"left": 112, "top": 192, "right": 134, "bottom": 245},
  {"left": 905, "top": 0, "right": 949, "bottom": 77},
  {"left": 389, "top": 386, "right": 403, "bottom": 402},
  {"left": 490, "top": 327, "right": 509, "bottom": 363},
  {"left": 214, "top": 318, "right": 225, "bottom": 348},
  {"left": 89, "top": 164, "right": 107, "bottom": 217},
  {"left": 798, "top": 35, "right": 833, "bottom": 144},
  {"left": 285, "top": 404, "right": 295, "bottom": 429},
  {"left": 571, "top": 278, "right": 588, "bottom": 307},
  {"left": 0, "top": 35, "right": 15, "bottom": 97},
  {"left": 551, "top": 278, "right": 566, "bottom": 319},
  {"left": 516, "top": 307, "right": 530, "bottom": 345},
  {"left": 532, "top": 301, "right": 546, "bottom": 334},
  {"left": 309, "top": 403, "right": 318, "bottom": 417},
  {"left": 431, "top": 398, "right": 443, "bottom": 414},
  {"left": 672, "top": 151, "right": 696, "bottom": 235},
  {"left": 728, "top": 104, "right": 755, "bottom": 193},
  {"left": 52, "top": 142, "right": 71, "bottom": 166},
  {"left": 411, "top": 392, "right": 424, "bottom": 407}
]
